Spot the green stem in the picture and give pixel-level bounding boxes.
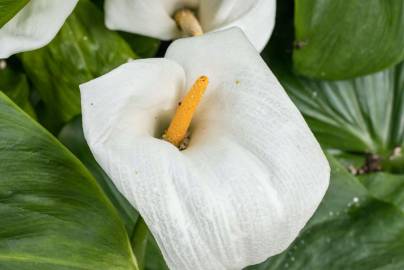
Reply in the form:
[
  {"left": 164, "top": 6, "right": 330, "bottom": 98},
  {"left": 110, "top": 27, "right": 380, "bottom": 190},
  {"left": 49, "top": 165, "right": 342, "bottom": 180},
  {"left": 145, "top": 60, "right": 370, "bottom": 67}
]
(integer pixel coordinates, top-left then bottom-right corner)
[{"left": 131, "top": 217, "right": 149, "bottom": 270}]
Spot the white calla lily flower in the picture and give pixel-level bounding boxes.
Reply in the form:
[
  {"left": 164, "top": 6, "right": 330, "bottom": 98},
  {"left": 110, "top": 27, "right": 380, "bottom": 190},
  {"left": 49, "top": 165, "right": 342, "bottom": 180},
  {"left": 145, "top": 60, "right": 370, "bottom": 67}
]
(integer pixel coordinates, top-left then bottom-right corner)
[
  {"left": 104, "top": 0, "right": 276, "bottom": 51},
  {"left": 0, "top": 0, "right": 78, "bottom": 58},
  {"left": 81, "top": 28, "right": 329, "bottom": 270}
]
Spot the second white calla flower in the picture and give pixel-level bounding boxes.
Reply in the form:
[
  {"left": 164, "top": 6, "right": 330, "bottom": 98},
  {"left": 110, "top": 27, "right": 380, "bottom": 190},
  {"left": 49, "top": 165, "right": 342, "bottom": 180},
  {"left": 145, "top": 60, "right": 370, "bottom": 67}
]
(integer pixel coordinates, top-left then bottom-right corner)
[
  {"left": 81, "top": 28, "right": 329, "bottom": 270},
  {"left": 0, "top": 0, "right": 78, "bottom": 58},
  {"left": 104, "top": 0, "right": 276, "bottom": 51}
]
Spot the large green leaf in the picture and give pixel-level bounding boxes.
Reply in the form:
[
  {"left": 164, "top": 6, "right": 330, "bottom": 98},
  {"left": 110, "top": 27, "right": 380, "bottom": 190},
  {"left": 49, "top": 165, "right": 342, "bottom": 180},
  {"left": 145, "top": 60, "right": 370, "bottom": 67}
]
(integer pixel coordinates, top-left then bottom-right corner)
[
  {"left": 274, "top": 59, "right": 404, "bottom": 172},
  {"left": 0, "top": 0, "right": 29, "bottom": 28},
  {"left": 359, "top": 173, "right": 404, "bottom": 213},
  {"left": 20, "top": 0, "right": 136, "bottom": 128},
  {"left": 247, "top": 157, "right": 404, "bottom": 270},
  {"left": 294, "top": 0, "right": 404, "bottom": 80},
  {"left": 58, "top": 116, "right": 138, "bottom": 236},
  {"left": 0, "top": 64, "right": 35, "bottom": 117},
  {"left": 275, "top": 61, "right": 404, "bottom": 154},
  {"left": 0, "top": 92, "right": 138, "bottom": 270}
]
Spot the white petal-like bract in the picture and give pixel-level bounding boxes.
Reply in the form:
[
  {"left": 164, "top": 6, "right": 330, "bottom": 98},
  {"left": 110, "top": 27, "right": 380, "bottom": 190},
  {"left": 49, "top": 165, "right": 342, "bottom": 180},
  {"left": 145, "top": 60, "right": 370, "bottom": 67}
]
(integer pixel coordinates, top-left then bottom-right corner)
[
  {"left": 81, "top": 28, "right": 329, "bottom": 270},
  {"left": 0, "top": 0, "right": 78, "bottom": 58},
  {"left": 104, "top": 0, "right": 275, "bottom": 51}
]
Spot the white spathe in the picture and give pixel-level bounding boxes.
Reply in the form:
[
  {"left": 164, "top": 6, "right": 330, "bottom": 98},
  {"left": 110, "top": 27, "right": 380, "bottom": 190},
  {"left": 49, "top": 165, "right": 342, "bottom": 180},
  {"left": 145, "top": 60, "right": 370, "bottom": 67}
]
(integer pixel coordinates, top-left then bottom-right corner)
[
  {"left": 104, "top": 0, "right": 276, "bottom": 51},
  {"left": 81, "top": 28, "right": 330, "bottom": 270},
  {"left": 0, "top": 0, "right": 78, "bottom": 58}
]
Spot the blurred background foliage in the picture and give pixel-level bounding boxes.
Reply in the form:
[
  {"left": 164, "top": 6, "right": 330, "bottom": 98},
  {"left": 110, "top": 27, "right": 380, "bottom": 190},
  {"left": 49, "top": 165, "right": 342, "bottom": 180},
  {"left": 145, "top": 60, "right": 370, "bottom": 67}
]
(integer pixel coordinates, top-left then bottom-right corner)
[{"left": 0, "top": 0, "right": 403, "bottom": 269}]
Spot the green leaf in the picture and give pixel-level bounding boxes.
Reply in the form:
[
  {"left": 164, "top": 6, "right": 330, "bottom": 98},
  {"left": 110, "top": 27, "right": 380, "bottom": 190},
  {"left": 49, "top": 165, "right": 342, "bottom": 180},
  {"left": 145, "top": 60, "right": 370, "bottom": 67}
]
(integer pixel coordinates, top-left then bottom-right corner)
[
  {"left": 247, "top": 157, "right": 404, "bottom": 270},
  {"left": 359, "top": 173, "right": 404, "bottom": 213},
  {"left": 131, "top": 218, "right": 148, "bottom": 270},
  {"left": 0, "top": 92, "right": 138, "bottom": 270},
  {"left": 58, "top": 116, "right": 138, "bottom": 235},
  {"left": 119, "top": 33, "right": 161, "bottom": 58},
  {"left": 20, "top": 0, "right": 136, "bottom": 128},
  {"left": 277, "top": 62, "right": 404, "bottom": 154},
  {"left": 0, "top": 0, "right": 29, "bottom": 28},
  {"left": 0, "top": 63, "right": 35, "bottom": 118},
  {"left": 277, "top": 60, "right": 404, "bottom": 171},
  {"left": 90, "top": 0, "right": 103, "bottom": 9},
  {"left": 305, "top": 155, "right": 368, "bottom": 227},
  {"left": 294, "top": 0, "right": 404, "bottom": 80},
  {"left": 144, "top": 235, "right": 169, "bottom": 270},
  {"left": 326, "top": 150, "right": 366, "bottom": 171}
]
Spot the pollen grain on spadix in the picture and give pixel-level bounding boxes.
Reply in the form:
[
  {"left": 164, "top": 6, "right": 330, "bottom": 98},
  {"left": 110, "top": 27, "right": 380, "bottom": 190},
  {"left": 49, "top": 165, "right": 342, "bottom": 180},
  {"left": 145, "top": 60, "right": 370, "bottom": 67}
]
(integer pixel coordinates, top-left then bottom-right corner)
[{"left": 163, "top": 75, "right": 209, "bottom": 148}]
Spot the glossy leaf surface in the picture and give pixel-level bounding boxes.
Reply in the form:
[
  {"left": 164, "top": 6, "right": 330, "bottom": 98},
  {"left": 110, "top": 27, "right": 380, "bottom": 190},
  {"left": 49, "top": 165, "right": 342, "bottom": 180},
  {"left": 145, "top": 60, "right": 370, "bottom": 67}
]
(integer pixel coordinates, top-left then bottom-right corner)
[
  {"left": 0, "top": 92, "right": 138, "bottom": 270},
  {"left": 0, "top": 64, "right": 35, "bottom": 117},
  {"left": 294, "top": 0, "right": 404, "bottom": 79}
]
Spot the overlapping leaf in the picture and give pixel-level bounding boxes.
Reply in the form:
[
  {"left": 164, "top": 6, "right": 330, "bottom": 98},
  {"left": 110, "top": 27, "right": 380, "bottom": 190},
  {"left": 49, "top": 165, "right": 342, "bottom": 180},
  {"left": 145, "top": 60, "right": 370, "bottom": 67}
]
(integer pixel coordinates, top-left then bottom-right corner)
[
  {"left": 359, "top": 173, "right": 404, "bottom": 213},
  {"left": 274, "top": 61, "right": 404, "bottom": 157},
  {"left": 144, "top": 236, "right": 169, "bottom": 270},
  {"left": 0, "top": 64, "right": 35, "bottom": 117},
  {"left": 294, "top": 0, "right": 404, "bottom": 80},
  {"left": 0, "top": 92, "right": 138, "bottom": 270},
  {"left": 120, "top": 32, "right": 160, "bottom": 59}
]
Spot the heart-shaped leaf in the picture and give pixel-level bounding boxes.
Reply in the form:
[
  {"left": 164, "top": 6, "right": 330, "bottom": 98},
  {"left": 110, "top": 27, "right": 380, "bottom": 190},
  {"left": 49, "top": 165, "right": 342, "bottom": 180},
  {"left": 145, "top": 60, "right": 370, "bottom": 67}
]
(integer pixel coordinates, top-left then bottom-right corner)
[
  {"left": 20, "top": 0, "right": 136, "bottom": 129},
  {"left": 294, "top": 0, "right": 404, "bottom": 80},
  {"left": 0, "top": 92, "right": 138, "bottom": 270},
  {"left": 0, "top": 0, "right": 29, "bottom": 28}
]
